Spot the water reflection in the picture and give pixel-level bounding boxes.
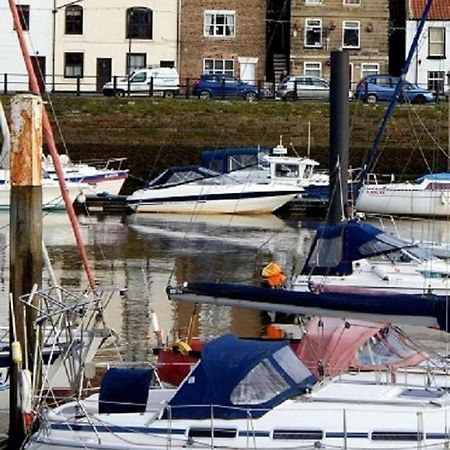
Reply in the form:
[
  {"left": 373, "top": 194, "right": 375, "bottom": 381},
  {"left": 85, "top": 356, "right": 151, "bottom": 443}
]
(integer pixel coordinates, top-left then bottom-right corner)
[{"left": 0, "top": 211, "right": 448, "bottom": 359}]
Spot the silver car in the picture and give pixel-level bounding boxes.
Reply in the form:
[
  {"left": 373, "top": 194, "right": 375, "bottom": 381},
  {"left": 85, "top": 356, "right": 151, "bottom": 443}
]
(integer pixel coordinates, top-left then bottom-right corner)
[{"left": 276, "top": 75, "right": 353, "bottom": 101}]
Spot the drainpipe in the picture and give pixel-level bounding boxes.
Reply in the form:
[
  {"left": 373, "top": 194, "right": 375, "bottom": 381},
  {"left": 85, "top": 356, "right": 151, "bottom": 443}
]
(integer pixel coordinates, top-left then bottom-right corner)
[{"left": 176, "top": 0, "right": 181, "bottom": 70}]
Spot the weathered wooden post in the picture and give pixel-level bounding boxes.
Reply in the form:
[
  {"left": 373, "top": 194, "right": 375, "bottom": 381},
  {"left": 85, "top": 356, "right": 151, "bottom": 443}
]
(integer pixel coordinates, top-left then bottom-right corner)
[{"left": 9, "top": 94, "right": 43, "bottom": 447}]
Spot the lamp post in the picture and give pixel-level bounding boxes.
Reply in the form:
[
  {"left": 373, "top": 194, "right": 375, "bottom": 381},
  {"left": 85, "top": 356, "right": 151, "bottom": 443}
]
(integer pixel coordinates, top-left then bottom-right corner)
[{"left": 51, "top": 0, "right": 84, "bottom": 92}]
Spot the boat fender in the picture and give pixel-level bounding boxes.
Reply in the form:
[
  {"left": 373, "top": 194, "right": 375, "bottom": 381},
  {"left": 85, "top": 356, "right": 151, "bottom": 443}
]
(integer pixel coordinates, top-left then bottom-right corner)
[
  {"left": 372, "top": 265, "right": 389, "bottom": 281},
  {"left": 18, "top": 369, "right": 32, "bottom": 415},
  {"left": 174, "top": 340, "right": 192, "bottom": 355},
  {"left": 11, "top": 341, "right": 22, "bottom": 365},
  {"left": 261, "top": 262, "right": 286, "bottom": 288}
]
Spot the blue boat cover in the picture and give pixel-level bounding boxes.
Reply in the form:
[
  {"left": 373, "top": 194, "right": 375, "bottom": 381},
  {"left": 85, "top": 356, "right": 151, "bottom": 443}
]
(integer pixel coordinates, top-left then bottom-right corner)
[
  {"left": 302, "top": 220, "right": 415, "bottom": 276},
  {"left": 99, "top": 368, "right": 153, "bottom": 414},
  {"left": 416, "top": 173, "right": 450, "bottom": 183},
  {"left": 201, "top": 147, "right": 270, "bottom": 174},
  {"left": 165, "top": 334, "right": 316, "bottom": 420}
]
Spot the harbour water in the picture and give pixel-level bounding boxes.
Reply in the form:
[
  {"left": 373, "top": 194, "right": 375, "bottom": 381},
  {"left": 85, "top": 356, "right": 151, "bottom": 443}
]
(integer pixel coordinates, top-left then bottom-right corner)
[{"left": 0, "top": 210, "right": 449, "bottom": 439}]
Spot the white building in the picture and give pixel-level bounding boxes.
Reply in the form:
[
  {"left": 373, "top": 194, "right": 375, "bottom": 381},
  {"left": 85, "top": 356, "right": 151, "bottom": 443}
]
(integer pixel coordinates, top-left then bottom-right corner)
[
  {"left": 0, "top": 0, "right": 53, "bottom": 92},
  {"left": 54, "top": 0, "right": 179, "bottom": 92},
  {"left": 406, "top": 0, "right": 450, "bottom": 94}
]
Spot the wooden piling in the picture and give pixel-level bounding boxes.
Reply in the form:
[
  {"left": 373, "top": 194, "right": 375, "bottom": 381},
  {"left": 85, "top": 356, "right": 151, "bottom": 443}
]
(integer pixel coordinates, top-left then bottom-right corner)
[{"left": 9, "top": 94, "right": 43, "bottom": 448}]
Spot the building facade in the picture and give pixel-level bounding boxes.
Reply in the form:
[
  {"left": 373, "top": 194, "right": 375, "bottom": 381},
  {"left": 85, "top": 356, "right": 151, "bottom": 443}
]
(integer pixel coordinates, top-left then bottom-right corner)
[
  {"left": 179, "top": 0, "right": 266, "bottom": 84},
  {"left": 406, "top": 0, "right": 450, "bottom": 92},
  {"left": 54, "top": 0, "right": 178, "bottom": 91},
  {"left": 290, "top": 0, "right": 390, "bottom": 87},
  {"left": 0, "top": 0, "right": 53, "bottom": 92}
]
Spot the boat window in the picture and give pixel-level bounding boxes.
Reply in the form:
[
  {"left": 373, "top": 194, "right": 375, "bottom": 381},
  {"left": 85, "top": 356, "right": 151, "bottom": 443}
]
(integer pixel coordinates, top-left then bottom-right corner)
[
  {"left": 400, "top": 388, "right": 444, "bottom": 399},
  {"left": 358, "top": 232, "right": 410, "bottom": 257},
  {"left": 308, "top": 236, "right": 342, "bottom": 268},
  {"left": 356, "top": 327, "right": 418, "bottom": 366},
  {"left": 188, "top": 428, "right": 237, "bottom": 438},
  {"left": 273, "top": 429, "right": 323, "bottom": 440},
  {"left": 273, "top": 346, "right": 313, "bottom": 384},
  {"left": 230, "top": 358, "right": 290, "bottom": 405},
  {"left": 304, "top": 165, "right": 314, "bottom": 179},
  {"left": 274, "top": 163, "right": 299, "bottom": 179},
  {"left": 371, "top": 431, "right": 424, "bottom": 441}
]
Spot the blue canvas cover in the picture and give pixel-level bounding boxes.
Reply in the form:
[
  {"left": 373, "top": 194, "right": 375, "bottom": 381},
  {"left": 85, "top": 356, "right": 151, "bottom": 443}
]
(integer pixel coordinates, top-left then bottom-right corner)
[
  {"left": 416, "top": 173, "right": 450, "bottom": 183},
  {"left": 165, "top": 334, "right": 316, "bottom": 420},
  {"left": 99, "top": 368, "right": 153, "bottom": 414},
  {"left": 301, "top": 220, "right": 416, "bottom": 276}
]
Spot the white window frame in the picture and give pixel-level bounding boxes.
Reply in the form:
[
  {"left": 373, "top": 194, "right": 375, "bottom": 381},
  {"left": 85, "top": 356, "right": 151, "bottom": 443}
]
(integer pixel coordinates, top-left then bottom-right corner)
[
  {"left": 305, "top": 0, "right": 322, "bottom": 4},
  {"left": 304, "top": 62, "right": 322, "bottom": 77},
  {"left": 427, "top": 71, "right": 445, "bottom": 92},
  {"left": 343, "top": 0, "right": 361, "bottom": 5},
  {"left": 428, "top": 27, "right": 445, "bottom": 57},
  {"left": 361, "top": 63, "right": 379, "bottom": 78},
  {"left": 203, "top": 58, "right": 234, "bottom": 76},
  {"left": 342, "top": 20, "right": 360, "bottom": 48},
  {"left": 204, "top": 10, "right": 235, "bottom": 37},
  {"left": 304, "top": 18, "right": 322, "bottom": 48}
]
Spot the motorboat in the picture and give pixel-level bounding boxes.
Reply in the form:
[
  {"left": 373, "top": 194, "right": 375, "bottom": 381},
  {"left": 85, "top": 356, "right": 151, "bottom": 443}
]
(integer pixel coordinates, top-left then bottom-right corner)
[
  {"left": 356, "top": 173, "right": 450, "bottom": 217},
  {"left": 42, "top": 154, "right": 129, "bottom": 196},
  {"left": 126, "top": 166, "right": 302, "bottom": 214},
  {"left": 25, "top": 328, "right": 450, "bottom": 450}
]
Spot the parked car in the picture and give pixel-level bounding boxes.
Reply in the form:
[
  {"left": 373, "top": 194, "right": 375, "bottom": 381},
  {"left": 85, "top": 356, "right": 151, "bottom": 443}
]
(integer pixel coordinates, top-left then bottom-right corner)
[
  {"left": 355, "top": 74, "right": 436, "bottom": 104},
  {"left": 192, "top": 74, "right": 263, "bottom": 101},
  {"left": 276, "top": 75, "right": 353, "bottom": 101},
  {"left": 102, "top": 67, "right": 179, "bottom": 97}
]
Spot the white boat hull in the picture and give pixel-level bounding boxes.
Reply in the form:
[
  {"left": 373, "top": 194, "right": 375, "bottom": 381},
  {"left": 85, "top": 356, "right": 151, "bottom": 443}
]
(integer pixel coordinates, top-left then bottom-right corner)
[
  {"left": 128, "top": 184, "right": 300, "bottom": 214},
  {"left": 356, "top": 182, "right": 450, "bottom": 217},
  {"left": 26, "top": 371, "right": 450, "bottom": 450}
]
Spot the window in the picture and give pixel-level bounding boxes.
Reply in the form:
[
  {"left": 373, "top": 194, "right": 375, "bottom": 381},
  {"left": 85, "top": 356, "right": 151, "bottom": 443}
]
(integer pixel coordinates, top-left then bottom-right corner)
[
  {"left": 427, "top": 71, "right": 445, "bottom": 93},
  {"left": 361, "top": 63, "right": 379, "bottom": 78},
  {"left": 16, "top": 4, "right": 30, "bottom": 31},
  {"left": 304, "top": 62, "right": 322, "bottom": 77},
  {"left": 64, "top": 52, "right": 84, "bottom": 78},
  {"left": 273, "top": 430, "right": 323, "bottom": 440},
  {"left": 305, "top": 0, "right": 322, "bottom": 4},
  {"left": 126, "top": 7, "right": 152, "bottom": 39},
  {"left": 160, "top": 60, "right": 175, "bottom": 68},
  {"left": 204, "top": 11, "right": 235, "bottom": 37},
  {"left": 305, "top": 19, "right": 322, "bottom": 47},
  {"left": 65, "top": 5, "right": 83, "bottom": 35},
  {"left": 126, "top": 53, "right": 146, "bottom": 74},
  {"left": 343, "top": 21, "right": 360, "bottom": 48},
  {"left": 344, "top": 0, "right": 361, "bottom": 4},
  {"left": 371, "top": 432, "right": 423, "bottom": 441},
  {"left": 204, "top": 58, "right": 234, "bottom": 76},
  {"left": 428, "top": 27, "right": 445, "bottom": 57}
]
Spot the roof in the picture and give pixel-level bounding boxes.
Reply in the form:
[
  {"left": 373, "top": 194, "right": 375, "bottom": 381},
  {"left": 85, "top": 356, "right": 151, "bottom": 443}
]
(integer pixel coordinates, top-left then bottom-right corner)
[{"left": 409, "top": 0, "right": 450, "bottom": 20}]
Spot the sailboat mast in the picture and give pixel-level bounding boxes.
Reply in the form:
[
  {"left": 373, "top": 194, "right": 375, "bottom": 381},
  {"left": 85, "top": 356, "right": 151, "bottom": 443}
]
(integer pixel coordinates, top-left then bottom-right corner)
[
  {"left": 328, "top": 50, "right": 350, "bottom": 224},
  {"left": 7, "top": 0, "right": 96, "bottom": 292}
]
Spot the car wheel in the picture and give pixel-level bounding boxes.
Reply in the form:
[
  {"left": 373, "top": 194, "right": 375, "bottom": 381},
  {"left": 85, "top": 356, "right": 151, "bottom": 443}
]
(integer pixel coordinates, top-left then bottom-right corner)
[
  {"left": 164, "top": 90, "right": 174, "bottom": 99},
  {"left": 366, "top": 94, "right": 378, "bottom": 104},
  {"left": 412, "top": 95, "right": 426, "bottom": 104},
  {"left": 284, "top": 91, "right": 296, "bottom": 101},
  {"left": 244, "top": 91, "right": 257, "bottom": 102},
  {"left": 116, "top": 90, "right": 126, "bottom": 97},
  {"left": 198, "top": 90, "right": 212, "bottom": 100}
]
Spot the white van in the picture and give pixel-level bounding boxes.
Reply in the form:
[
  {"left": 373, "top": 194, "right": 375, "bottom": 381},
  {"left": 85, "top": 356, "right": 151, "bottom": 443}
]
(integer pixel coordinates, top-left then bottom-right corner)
[{"left": 102, "top": 67, "right": 179, "bottom": 97}]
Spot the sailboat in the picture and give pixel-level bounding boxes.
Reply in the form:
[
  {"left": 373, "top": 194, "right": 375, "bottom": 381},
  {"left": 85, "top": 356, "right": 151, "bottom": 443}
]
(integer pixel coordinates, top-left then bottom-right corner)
[{"left": 353, "top": 0, "right": 449, "bottom": 218}]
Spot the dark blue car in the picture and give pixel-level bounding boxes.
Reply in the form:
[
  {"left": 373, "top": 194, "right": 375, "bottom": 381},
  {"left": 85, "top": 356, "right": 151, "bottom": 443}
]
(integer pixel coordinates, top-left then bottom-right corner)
[
  {"left": 355, "top": 74, "right": 436, "bottom": 104},
  {"left": 192, "top": 74, "right": 263, "bottom": 101}
]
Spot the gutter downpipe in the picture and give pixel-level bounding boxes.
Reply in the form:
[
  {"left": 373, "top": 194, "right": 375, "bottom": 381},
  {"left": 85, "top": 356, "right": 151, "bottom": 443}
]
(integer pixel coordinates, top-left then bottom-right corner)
[
  {"left": 8, "top": 0, "right": 97, "bottom": 293},
  {"left": 355, "top": 0, "right": 434, "bottom": 195}
]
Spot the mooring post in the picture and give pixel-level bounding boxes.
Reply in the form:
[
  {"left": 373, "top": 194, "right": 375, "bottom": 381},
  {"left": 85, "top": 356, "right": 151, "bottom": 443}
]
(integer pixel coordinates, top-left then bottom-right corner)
[{"left": 9, "top": 94, "right": 43, "bottom": 447}]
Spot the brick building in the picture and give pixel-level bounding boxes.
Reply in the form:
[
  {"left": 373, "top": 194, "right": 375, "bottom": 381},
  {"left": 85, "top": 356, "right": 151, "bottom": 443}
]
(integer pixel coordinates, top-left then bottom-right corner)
[
  {"left": 290, "top": 0, "right": 390, "bottom": 87},
  {"left": 179, "top": 0, "right": 266, "bottom": 84}
]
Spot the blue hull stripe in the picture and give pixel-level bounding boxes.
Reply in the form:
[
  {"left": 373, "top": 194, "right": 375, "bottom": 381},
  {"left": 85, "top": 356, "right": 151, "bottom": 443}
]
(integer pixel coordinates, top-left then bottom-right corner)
[
  {"left": 128, "top": 190, "right": 298, "bottom": 205},
  {"left": 49, "top": 424, "right": 450, "bottom": 440}
]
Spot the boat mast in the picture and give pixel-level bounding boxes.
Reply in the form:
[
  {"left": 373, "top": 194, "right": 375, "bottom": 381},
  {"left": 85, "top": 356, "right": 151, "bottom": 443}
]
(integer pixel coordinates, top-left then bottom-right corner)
[
  {"left": 328, "top": 50, "right": 350, "bottom": 224},
  {"left": 7, "top": 0, "right": 96, "bottom": 292},
  {"left": 356, "top": 0, "right": 434, "bottom": 192}
]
